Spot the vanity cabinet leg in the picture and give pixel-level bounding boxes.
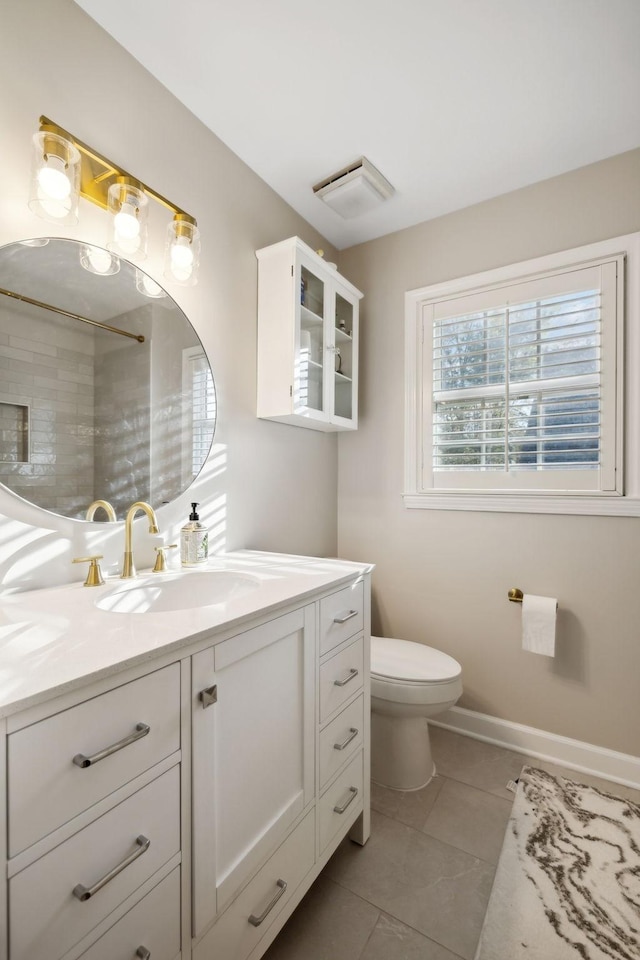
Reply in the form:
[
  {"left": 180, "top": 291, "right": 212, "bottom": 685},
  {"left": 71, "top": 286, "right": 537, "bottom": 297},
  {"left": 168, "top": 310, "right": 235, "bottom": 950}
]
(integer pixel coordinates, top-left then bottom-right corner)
[{"left": 349, "top": 808, "right": 370, "bottom": 846}]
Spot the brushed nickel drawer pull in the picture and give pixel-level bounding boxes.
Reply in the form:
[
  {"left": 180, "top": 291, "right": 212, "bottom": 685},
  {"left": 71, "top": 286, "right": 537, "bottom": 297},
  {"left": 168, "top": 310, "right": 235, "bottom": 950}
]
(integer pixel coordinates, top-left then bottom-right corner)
[
  {"left": 199, "top": 685, "right": 218, "bottom": 708},
  {"left": 248, "top": 878, "right": 287, "bottom": 926},
  {"left": 333, "top": 785, "right": 358, "bottom": 814},
  {"left": 72, "top": 722, "right": 150, "bottom": 768},
  {"left": 333, "top": 609, "right": 358, "bottom": 624},
  {"left": 334, "top": 727, "right": 359, "bottom": 751},
  {"left": 136, "top": 949, "right": 151, "bottom": 960},
  {"left": 334, "top": 668, "right": 358, "bottom": 687},
  {"left": 72, "top": 835, "right": 150, "bottom": 901}
]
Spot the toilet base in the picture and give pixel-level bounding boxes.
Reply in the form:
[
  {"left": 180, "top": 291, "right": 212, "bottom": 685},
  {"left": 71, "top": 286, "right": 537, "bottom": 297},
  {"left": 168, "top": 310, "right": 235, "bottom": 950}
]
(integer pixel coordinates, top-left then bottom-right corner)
[{"left": 371, "top": 712, "right": 435, "bottom": 791}]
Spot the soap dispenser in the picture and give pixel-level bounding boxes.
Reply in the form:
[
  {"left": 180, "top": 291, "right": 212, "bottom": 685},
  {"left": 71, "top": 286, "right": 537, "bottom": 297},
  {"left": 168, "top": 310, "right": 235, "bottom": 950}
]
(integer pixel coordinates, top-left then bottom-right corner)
[{"left": 181, "top": 503, "right": 208, "bottom": 567}]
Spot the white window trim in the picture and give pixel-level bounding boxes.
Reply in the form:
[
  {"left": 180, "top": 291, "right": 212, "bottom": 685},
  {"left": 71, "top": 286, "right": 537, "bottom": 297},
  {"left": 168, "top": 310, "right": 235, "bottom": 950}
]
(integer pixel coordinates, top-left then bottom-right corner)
[{"left": 404, "top": 232, "right": 640, "bottom": 516}]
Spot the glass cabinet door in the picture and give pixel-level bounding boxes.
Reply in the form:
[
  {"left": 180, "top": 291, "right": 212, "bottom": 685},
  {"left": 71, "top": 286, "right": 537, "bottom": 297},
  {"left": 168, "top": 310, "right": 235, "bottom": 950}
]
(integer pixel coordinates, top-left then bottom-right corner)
[
  {"left": 257, "top": 236, "right": 362, "bottom": 431},
  {"left": 297, "top": 262, "right": 326, "bottom": 415},
  {"left": 333, "top": 291, "right": 356, "bottom": 423}
]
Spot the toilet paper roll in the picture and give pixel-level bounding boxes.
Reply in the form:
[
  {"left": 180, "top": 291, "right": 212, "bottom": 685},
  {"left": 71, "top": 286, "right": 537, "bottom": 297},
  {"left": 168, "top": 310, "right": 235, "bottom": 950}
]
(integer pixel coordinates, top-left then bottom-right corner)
[{"left": 522, "top": 594, "right": 557, "bottom": 657}]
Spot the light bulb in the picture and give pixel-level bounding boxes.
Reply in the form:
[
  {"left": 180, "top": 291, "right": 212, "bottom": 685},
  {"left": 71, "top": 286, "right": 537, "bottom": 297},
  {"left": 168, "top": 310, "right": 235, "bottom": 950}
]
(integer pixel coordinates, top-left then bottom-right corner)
[
  {"left": 114, "top": 203, "right": 141, "bottom": 241},
  {"left": 136, "top": 270, "right": 166, "bottom": 298},
  {"left": 169, "top": 237, "right": 194, "bottom": 282},
  {"left": 164, "top": 216, "right": 200, "bottom": 286},
  {"left": 142, "top": 275, "right": 162, "bottom": 296},
  {"left": 87, "top": 247, "right": 113, "bottom": 274},
  {"left": 171, "top": 237, "right": 194, "bottom": 270},
  {"left": 107, "top": 181, "right": 148, "bottom": 261},
  {"left": 80, "top": 244, "right": 120, "bottom": 276},
  {"left": 37, "top": 159, "right": 71, "bottom": 201},
  {"left": 29, "top": 128, "right": 80, "bottom": 225}
]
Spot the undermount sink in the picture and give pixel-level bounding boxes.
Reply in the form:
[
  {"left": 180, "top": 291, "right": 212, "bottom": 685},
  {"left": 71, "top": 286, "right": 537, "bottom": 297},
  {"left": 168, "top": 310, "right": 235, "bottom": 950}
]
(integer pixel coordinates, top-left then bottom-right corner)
[{"left": 96, "top": 570, "right": 260, "bottom": 614}]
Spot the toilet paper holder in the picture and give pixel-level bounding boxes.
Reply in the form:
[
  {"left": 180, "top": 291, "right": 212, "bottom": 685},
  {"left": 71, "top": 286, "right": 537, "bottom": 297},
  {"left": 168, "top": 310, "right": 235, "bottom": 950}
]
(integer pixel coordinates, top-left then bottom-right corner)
[{"left": 508, "top": 587, "right": 558, "bottom": 611}]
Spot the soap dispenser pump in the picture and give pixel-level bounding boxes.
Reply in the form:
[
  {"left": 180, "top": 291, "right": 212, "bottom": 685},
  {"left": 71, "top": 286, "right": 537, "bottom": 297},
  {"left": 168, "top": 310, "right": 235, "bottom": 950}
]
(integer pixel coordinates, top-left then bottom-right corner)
[{"left": 181, "top": 502, "right": 208, "bottom": 567}]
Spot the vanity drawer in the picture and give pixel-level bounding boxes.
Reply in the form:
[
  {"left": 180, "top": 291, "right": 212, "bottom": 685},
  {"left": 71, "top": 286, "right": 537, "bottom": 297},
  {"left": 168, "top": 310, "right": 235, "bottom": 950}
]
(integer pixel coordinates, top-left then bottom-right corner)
[
  {"left": 8, "top": 663, "right": 180, "bottom": 855},
  {"left": 193, "top": 809, "right": 315, "bottom": 960},
  {"left": 79, "top": 867, "right": 180, "bottom": 960},
  {"left": 319, "top": 751, "right": 364, "bottom": 855},
  {"left": 319, "top": 580, "right": 364, "bottom": 656},
  {"left": 319, "top": 635, "right": 364, "bottom": 723},
  {"left": 319, "top": 694, "right": 364, "bottom": 790},
  {"left": 9, "top": 765, "right": 180, "bottom": 960}
]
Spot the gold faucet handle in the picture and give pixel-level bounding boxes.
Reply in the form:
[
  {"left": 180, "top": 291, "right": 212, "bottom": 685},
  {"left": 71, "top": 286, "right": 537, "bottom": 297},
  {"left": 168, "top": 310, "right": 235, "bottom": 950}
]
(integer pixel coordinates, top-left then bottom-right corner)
[
  {"left": 72, "top": 555, "right": 105, "bottom": 587},
  {"left": 152, "top": 544, "right": 178, "bottom": 573}
]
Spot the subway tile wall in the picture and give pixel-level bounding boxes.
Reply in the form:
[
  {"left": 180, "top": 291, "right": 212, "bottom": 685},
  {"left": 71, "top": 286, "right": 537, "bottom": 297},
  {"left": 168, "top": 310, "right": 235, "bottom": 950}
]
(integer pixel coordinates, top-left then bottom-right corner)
[{"left": 0, "top": 302, "right": 96, "bottom": 516}]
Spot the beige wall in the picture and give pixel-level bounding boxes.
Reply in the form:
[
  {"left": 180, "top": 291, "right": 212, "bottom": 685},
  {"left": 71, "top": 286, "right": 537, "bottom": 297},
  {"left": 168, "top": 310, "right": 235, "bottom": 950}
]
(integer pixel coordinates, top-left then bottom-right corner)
[
  {"left": 0, "top": 0, "right": 339, "bottom": 590},
  {"left": 337, "top": 150, "right": 640, "bottom": 757},
  {"left": 3, "top": 0, "right": 639, "bottom": 758}
]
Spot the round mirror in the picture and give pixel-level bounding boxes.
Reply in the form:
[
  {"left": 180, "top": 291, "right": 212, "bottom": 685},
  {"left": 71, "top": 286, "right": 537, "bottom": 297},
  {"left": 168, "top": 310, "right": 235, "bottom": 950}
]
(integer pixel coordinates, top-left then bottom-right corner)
[{"left": 0, "top": 238, "right": 216, "bottom": 521}]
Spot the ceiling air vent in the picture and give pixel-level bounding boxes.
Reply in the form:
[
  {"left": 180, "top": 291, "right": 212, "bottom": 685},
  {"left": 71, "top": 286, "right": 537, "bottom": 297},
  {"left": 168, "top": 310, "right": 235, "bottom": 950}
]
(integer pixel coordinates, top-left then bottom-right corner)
[{"left": 313, "top": 157, "right": 394, "bottom": 219}]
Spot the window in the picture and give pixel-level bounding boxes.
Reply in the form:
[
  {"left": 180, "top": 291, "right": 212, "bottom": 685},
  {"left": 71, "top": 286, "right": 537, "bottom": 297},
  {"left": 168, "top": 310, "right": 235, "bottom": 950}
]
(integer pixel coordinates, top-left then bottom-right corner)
[
  {"left": 182, "top": 347, "right": 216, "bottom": 483},
  {"left": 405, "top": 234, "right": 640, "bottom": 515}
]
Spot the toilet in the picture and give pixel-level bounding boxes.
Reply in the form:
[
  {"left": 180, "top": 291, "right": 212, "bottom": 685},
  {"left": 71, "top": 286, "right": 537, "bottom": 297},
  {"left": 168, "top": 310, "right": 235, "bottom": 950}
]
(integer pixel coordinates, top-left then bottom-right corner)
[{"left": 370, "top": 636, "right": 463, "bottom": 791}]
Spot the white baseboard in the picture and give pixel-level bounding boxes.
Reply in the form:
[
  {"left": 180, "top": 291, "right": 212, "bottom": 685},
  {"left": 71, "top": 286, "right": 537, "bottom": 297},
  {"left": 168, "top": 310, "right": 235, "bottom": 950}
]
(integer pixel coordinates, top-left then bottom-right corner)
[{"left": 430, "top": 706, "right": 640, "bottom": 790}]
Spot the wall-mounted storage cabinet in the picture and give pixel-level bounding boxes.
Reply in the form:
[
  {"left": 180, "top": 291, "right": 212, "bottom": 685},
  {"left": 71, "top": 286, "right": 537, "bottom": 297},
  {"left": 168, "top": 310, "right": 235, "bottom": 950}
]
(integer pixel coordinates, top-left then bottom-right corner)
[{"left": 256, "top": 237, "right": 363, "bottom": 431}]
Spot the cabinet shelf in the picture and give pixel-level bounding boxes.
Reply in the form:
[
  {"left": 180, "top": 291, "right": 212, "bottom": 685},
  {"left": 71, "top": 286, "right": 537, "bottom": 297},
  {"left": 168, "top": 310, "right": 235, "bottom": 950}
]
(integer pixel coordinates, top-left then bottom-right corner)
[
  {"left": 300, "top": 358, "right": 323, "bottom": 379},
  {"left": 335, "top": 327, "right": 353, "bottom": 343},
  {"left": 301, "top": 305, "right": 323, "bottom": 326},
  {"left": 334, "top": 371, "right": 352, "bottom": 383}
]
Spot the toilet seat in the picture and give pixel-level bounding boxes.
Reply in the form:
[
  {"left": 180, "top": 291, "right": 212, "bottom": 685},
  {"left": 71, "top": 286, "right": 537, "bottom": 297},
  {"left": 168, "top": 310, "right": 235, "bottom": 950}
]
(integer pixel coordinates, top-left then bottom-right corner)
[{"left": 371, "top": 636, "right": 461, "bottom": 683}]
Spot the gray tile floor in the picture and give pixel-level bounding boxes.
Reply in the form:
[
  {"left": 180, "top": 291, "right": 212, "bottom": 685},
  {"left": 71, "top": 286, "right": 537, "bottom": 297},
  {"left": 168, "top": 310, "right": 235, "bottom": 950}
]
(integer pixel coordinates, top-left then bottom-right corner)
[{"left": 263, "top": 726, "right": 640, "bottom": 960}]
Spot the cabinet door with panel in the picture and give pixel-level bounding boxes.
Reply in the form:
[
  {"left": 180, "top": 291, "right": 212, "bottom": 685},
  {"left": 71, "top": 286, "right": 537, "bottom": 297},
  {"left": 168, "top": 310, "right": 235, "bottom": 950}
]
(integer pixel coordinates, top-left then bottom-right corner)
[
  {"left": 191, "top": 605, "right": 315, "bottom": 939},
  {"left": 256, "top": 236, "right": 362, "bottom": 432}
]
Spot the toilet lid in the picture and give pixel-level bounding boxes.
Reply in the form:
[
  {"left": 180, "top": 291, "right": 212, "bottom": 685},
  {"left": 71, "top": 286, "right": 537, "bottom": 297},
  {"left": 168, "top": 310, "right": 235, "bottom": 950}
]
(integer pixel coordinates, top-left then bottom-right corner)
[{"left": 371, "top": 636, "right": 462, "bottom": 683}]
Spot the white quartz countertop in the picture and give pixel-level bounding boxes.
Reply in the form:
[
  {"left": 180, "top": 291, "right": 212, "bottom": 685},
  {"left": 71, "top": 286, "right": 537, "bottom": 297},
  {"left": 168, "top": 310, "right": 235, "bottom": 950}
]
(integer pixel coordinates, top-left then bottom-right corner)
[{"left": 0, "top": 551, "right": 371, "bottom": 718}]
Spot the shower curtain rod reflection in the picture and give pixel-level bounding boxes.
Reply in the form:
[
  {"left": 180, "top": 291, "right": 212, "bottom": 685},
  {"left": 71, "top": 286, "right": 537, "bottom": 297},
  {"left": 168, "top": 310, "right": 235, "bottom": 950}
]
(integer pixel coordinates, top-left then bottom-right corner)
[{"left": 0, "top": 286, "right": 145, "bottom": 342}]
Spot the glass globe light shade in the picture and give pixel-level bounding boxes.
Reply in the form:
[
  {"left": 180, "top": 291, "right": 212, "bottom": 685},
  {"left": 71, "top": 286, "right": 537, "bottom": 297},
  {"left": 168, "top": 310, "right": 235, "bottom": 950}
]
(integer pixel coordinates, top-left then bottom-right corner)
[
  {"left": 135, "top": 269, "right": 167, "bottom": 299},
  {"left": 28, "top": 130, "right": 80, "bottom": 224},
  {"left": 164, "top": 216, "right": 200, "bottom": 286},
  {"left": 80, "top": 244, "right": 120, "bottom": 276},
  {"left": 107, "top": 179, "right": 148, "bottom": 261}
]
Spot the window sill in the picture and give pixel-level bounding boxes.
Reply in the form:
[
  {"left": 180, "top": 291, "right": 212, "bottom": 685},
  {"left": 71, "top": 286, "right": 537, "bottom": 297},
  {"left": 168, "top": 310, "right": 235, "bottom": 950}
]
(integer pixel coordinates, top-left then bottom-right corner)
[{"left": 402, "top": 492, "right": 640, "bottom": 516}]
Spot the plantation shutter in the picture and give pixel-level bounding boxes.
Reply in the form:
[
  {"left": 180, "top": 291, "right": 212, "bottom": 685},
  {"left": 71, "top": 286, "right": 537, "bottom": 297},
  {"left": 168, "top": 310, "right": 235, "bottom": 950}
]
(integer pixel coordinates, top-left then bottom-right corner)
[
  {"left": 423, "top": 261, "right": 619, "bottom": 493},
  {"left": 185, "top": 351, "right": 216, "bottom": 478}
]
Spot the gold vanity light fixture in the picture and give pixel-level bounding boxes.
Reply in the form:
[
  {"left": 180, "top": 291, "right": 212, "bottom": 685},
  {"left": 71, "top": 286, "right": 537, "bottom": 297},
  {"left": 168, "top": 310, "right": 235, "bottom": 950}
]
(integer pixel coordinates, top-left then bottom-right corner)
[{"left": 28, "top": 116, "right": 201, "bottom": 285}]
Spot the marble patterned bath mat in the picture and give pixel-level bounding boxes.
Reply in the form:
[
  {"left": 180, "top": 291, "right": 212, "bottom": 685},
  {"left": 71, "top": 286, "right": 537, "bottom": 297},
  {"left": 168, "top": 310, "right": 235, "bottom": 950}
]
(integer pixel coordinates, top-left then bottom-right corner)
[{"left": 475, "top": 766, "right": 640, "bottom": 960}]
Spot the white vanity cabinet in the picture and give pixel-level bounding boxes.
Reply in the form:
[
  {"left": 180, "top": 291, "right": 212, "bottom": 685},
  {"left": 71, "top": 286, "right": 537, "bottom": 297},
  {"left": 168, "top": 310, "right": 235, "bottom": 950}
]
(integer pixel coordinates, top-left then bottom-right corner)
[
  {"left": 4, "top": 663, "right": 183, "bottom": 960},
  {"left": 191, "top": 574, "right": 370, "bottom": 960},
  {"left": 0, "top": 556, "right": 371, "bottom": 960},
  {"left": 256, "top": 237, "right": 363, "bottom": 431},
  {"left": 191, "top": 606, "right": 316, "bottom": 937}
]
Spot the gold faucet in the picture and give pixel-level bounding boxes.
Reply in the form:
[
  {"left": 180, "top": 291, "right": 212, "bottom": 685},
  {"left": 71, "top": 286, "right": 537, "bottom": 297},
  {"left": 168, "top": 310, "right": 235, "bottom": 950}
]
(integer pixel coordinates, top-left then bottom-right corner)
[
  {"left": 86, "top": 499, "right": 117, "bottom": 522},
  {"left": 121, "top": 501, "right": 159, "bottom": 579}
]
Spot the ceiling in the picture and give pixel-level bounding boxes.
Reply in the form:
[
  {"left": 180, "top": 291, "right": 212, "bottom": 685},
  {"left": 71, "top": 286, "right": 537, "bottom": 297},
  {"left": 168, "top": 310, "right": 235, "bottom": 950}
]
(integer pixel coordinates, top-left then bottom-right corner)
[{"left": 74, "top": 0, "right": 640, "bottom": 251}]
